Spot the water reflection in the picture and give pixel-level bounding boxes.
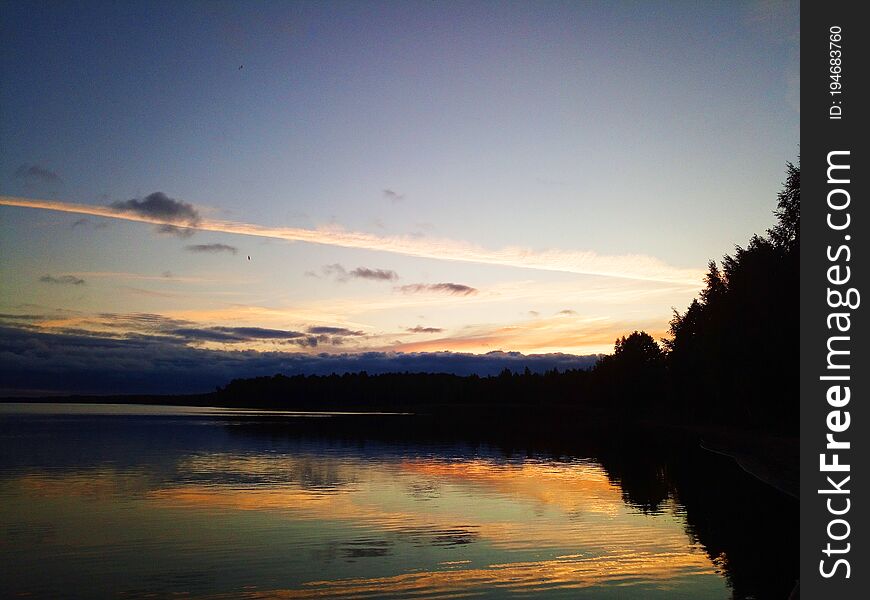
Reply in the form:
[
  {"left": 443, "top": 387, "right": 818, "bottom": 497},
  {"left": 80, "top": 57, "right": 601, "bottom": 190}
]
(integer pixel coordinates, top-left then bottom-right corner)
[{"left": 0, "top": 404, "right": 796, "bottom": 599}]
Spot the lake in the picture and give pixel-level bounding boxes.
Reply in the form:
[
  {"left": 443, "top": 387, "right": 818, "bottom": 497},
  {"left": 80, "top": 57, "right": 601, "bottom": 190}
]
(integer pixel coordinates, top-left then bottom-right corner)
[{"left": 0, "top": 403, "right": 797, "bottom": 599}]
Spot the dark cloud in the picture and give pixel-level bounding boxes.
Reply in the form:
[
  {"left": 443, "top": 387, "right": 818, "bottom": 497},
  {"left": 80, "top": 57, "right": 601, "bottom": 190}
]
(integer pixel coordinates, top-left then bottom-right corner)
[
  {"left": 383, "top": 189, "right": 405, "bottom": 202},
  {"left": 111, "top": 193, "right": 201, "bottom": 236},
  {"left": 39, "top": 275, "right": 85, "bottom": 286},
  {"left": 558, "top": 309, "right": 577, "bottom": 315},
  {"left": 164, "top": 325, "right": 369, "bottom": 348},
  {"left": 170, "top": 326, "right": 309, "bottom": 344},
  {"left": 70, "top": 217, "right": 111, "bottom": 231},
  {"left": 307, "top": 326, "right": 365, "bottom": 337},
  {"left": 349, "top": 267, "right": 398, "bottom": 281},
  {"left": 14, "top": 164, "right": 62, "bottom": 186},
  {"left": 185, "top": 243, "right": 238, "bottom": 255},
  {"left": 528, "top": 311, "right": 540, "bottom": 317},
  {"left": 155, "top": 224, "right": 196, "bottom": 238},
  {"left": 406, "top": 326, "right": 444, "bottom": 334},
  {"left": 320, "top": 264, "right": 399, "bottom": 283},
  {"left": 0, "top": 325, "right": 601, "bottom": 396},
  {"left": 398, "top": 283, "right": 478, "bottom": 296},
  {"left": 170, "top": 327, "right": 245, "bottom": 343},
  {"left": 227, "top": 327, "right": 307, "bottom": 339}
]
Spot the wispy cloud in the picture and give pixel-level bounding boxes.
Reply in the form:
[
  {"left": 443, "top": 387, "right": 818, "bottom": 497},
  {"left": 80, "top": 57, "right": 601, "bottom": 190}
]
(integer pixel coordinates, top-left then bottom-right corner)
[
  {"left": 0, "top": 196, "right": 704, "bottom": 284},
  {"left": 155, "top": 224, "right": 196, "bottom": 238},
  {"left": 170, "top": 326, "right": 313, "bottom": 345},
  {"left": 406, "top": 326, "right": 444, "bottom": 334},
  {"left": 399, "top": 283, "right": 478, "bottom": 296},
  {"left": 169, "top": 325, "right": 366, "bottom": 348},
  {"left": 383, "top": 188, "right": 405, "bottom": 202},
  {"left": 39, "top": 274, "right": 85, "bottom": 286},
  {"left": 14, "top": 164, "right": 62, "bottom": 186},
  {"left": 307, "top": 326, "right": 365, "bottom": 337},
  {"left": 185, "top": 243, "right": 238, "bottom": 255},
  {"left": 320, "top": 264, "right": 399, "bottom": 282},
  {"left": 350, "top": 267, "right": 399, "bottom": 281}
]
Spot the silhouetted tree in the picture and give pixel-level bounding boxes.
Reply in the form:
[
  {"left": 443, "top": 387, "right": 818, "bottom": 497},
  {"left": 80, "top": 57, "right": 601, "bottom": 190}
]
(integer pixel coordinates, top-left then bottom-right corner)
[
  {"left": 594, "top": 331, "right": 666, "bottom": 416},
  {"left": 663, "top": 161, "right": 799, "bottom": 431}
]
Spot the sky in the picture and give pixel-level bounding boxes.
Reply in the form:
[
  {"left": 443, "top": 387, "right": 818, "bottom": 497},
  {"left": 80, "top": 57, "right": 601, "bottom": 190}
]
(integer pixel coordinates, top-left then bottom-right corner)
[{"left": 0, "top": 0, "right": 799, "bottom": 395}]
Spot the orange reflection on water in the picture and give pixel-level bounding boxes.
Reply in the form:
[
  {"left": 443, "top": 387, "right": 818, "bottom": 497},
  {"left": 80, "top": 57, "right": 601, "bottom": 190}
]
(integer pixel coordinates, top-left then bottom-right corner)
[
  {"left": 398, "top": 457, "right": 625, "bottom": 517},
  {"left": 146, "top": 453, "right": 708, "bottom": 556},
  {"left": 210, "top": 551, "right": 717, "bottom": 599},
  {"left": 3, "top": 453, "right": 726, "bottom": 598}
]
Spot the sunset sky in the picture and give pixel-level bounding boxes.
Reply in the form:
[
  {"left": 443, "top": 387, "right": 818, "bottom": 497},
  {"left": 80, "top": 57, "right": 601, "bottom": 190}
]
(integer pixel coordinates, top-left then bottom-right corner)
[{"left": 0, "top": 0, "right": 799, "bottom": 394}]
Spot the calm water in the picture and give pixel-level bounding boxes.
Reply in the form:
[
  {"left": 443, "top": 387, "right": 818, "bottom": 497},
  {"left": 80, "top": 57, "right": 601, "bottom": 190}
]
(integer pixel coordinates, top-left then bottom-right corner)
[{"left": 0, "top": 403, "right": 797, "bottom": 599}]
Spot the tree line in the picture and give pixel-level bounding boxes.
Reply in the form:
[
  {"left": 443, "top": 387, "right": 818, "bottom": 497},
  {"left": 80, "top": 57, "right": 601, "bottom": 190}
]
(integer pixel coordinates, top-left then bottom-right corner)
[{"left": 215, "top": 163, "right": 800, "bottom": 434}]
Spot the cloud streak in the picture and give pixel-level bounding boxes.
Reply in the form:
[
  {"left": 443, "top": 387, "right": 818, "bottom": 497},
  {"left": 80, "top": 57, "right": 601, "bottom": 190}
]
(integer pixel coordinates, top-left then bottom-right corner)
[
  {"left": 0, "top": 196, "right": 704, "bottom": 284},
  {"left": 406, "top": 326, "right": 444, "bottom": 334},
  {"left": 185, "top": 243, "right": 238, "bottom": 255},
  {"left": 383, "top": 188, "right": 405, "bottom": 202},
  {"left": 14, "top": 164, "right": 62, "bottom": 186},
  {"left": 321, "top": 264, "right": 399, "bottom": 282},
  {"left": 39, "top": 275, "right": 85, "bottom": 286},
  {"left": 399, "top": 283, "right": 478, "bottom": 296},
  {"left": 307, "top": 326, "right": 365, "bottom": 337}
]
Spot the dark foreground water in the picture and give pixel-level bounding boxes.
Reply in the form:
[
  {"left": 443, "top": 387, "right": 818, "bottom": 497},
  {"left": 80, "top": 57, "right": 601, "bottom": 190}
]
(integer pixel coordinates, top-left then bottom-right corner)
[{"left": 0, "top": 403, "right": 797, "bottom": 599}]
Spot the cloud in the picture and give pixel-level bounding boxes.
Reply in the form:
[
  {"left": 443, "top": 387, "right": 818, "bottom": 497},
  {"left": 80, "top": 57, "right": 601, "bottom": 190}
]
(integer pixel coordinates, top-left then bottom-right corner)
[
  {"left": 170, "top": 327, "right": 249, "bottom": 343},
  {"left": 558, "top": 309, "right": 577, "bottom": 315},
  {"left": 348, "top": 267, "right": 398, "bottom": 281},
  {"left": 185, "top": 243, "right": 239, "bottom": 255},
  {"left": 0, "top": 196, "right": 705, "bottom": 285},
  {"left": 406, "top": 326, "right": 444, "bottom": 334},
  {"left": 398, "top": 283, "right": 478, "bottom": 296},
  {"left": 0, "top": 325, "right": 600, "bottom": 396},
  {"left": 307, "top": 326, "right": 365, "bottom": 337},
  {"left": 155, "top": 224, "right": 196, "bottom": 238},
  {"left": 14, "top": 164, "right": 62, "bottom": 186},
  {"left": 383, "top": 189, "right": 405, "bottom": 202},
  {"left": 320, "top": 264, "right": 399, "bottom": 283},
  {"left": 110, "top": 192, "right": 200, "bottom": 237},
  {"left": 157, "top": 325, "right": 369, "bottom": 348},
  {"left": 169, "top": 326, "right": 312, "bottom": 344},
  {"left": 0, "top": 313, "right": 46, "bottom": 322},
  {"left": 39, "top": 275, "right": 85, "bottom": 286},
  {"left": 111, "top": 192, "right": 200, "bottom": 224},
  {"left": 71, "top": 218, "right": 89, "bottom": 229}
]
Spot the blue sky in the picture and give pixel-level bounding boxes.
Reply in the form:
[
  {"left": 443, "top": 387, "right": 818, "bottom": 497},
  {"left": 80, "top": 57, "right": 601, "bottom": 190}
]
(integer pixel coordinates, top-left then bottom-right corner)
[{"left": 0, "top": 0, "right": 798, "bottom": 393}]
